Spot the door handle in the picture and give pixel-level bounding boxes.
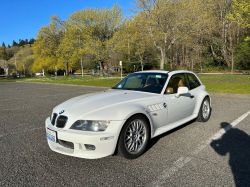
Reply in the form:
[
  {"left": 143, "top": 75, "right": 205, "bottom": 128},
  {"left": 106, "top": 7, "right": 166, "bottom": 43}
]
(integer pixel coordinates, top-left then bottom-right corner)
[{"left": 190, "top": 95, "right": 195, "bottom": 99}]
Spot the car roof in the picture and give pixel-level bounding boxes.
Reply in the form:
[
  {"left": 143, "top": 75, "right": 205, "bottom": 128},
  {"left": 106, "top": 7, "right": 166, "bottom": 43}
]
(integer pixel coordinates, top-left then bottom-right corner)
[
  {"left": 135, "top": 70, "right": 169, "bottom": 74},
  {"left": 135, "top": 70, "right": 195, "bottom": 74}
]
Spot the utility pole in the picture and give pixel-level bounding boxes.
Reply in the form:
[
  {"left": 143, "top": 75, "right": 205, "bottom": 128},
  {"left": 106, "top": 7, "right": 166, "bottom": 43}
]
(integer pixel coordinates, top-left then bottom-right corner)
[
  {"left": 14, "top": 54, "right": 17, "bottom": 74},
  {"left": 120, "top": 61, "right": 122, "bottom": 80},
  {"left": 23, "top": 64, "right": 25, "bottom": 77},
  {"left": 77, "top": 31, "right": 84, "bottom": 77},
  {"left": 81, "top": 57, "right": 83, "bottom": 77}
]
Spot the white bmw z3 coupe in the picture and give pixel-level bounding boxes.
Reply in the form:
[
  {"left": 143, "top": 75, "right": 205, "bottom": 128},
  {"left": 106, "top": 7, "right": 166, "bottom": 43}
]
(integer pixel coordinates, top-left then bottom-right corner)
[{"left": 45, "top": 70, "right": 211, "bottom": 159}]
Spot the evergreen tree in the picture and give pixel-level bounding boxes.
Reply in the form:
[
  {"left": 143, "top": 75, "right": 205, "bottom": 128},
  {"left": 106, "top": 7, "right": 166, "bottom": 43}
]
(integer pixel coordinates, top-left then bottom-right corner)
[
  {"left": 12, "top": 40, "right": 18, "bottom": 46},
  {"left": 2, "top": 42, "right": 6, "bottom": 48},
  {"left": 7, "top": 44, "right": 11, "bottom": 48},
  {"left": 29, "top": 38, "right": 35, "bottom": 44},
  {"left": 19, "top": 39, "right": 26, "bottom": 46}
]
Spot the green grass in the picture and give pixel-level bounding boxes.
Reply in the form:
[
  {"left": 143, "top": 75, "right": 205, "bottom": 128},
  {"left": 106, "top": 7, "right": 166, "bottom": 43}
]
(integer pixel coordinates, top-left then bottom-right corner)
[
  {"left": 198, "top": 75, "right": 250, "bottom": 94},
  {"left": 0, "top": 76, "right": 121, "bottom": 87},
  {"left": 1, "top": 75, "right": 250, "bottom": 95}
]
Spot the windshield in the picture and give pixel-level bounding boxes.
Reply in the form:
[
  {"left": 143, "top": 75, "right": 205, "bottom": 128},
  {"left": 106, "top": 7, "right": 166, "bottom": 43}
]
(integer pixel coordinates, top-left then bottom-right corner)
[{"left": 113, "top": 72, "right": 168, "bottom": 94}]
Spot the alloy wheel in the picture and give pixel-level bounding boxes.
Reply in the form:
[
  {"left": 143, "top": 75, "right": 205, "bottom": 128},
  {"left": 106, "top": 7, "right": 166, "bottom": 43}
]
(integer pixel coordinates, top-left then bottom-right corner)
[{"left": 124, "top": 119, "right": 147, "bottom": 154}]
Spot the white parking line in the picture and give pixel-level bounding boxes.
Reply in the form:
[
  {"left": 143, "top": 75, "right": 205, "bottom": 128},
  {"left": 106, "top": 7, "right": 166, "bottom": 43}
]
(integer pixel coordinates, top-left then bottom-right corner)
[{"left": 148, "top": 109, "right": 250, "bottom": 187}]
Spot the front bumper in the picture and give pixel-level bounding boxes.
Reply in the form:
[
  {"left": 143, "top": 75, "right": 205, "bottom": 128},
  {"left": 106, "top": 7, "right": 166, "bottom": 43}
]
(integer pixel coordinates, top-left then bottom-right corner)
[{"left": 45, "top": 117, "right": 124, "bottom": 159}]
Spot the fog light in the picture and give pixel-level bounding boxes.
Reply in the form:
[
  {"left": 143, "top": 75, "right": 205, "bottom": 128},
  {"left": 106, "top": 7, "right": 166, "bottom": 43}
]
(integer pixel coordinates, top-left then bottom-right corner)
[
  {"left": 100, "top": 136, "right": 114, "bottom": 141},
  {"left": 84, "top": 144, "right": 96, "bottom": 150}
]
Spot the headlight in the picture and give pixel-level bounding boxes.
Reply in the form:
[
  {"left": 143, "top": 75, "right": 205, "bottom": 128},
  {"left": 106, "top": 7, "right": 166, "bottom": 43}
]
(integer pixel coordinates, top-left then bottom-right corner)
[{"left": 70, "top": 120, "right": 110, "bottom": 131}]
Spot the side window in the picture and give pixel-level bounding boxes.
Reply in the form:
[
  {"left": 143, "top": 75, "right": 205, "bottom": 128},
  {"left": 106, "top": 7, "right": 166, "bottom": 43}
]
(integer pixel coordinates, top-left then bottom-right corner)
[
  {"left": 165, "top": 78, "right": 173, "bottom": 94},
  {"left": 171, "top": 73, "right": 189, "bottom": 93},
  {"left": 187, "top": 73, "right": 201, "bottom": 90}
]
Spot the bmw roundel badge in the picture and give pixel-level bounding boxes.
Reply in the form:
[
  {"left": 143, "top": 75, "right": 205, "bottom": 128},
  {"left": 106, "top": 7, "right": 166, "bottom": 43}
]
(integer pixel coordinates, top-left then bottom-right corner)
[
  {"left": 59, "top": 110, "right": 65, "bottom": 114},
  {"left": 163, "top": 103, "right": 167, "bottom": 108}
]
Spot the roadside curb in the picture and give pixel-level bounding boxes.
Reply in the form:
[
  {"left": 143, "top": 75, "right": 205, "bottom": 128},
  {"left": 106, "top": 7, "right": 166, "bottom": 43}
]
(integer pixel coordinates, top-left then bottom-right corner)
[
  {"left": 15, "top": 81, "right": 109, "bottom": 89},
  {"left": 209, "top": 92, "right": 250, "bottom": 99},
  {"left": 13, "top": 81, "right": 250, "bottom": 99}
]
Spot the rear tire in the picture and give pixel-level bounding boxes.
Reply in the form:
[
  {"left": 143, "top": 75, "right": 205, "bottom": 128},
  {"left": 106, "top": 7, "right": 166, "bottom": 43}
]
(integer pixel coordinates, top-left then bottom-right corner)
[
  {"left": 196, "top": 97, "right": 211, "bottom": 122},
  {"left": 118, "top": 115, "right": 150, "bottom": 159}
]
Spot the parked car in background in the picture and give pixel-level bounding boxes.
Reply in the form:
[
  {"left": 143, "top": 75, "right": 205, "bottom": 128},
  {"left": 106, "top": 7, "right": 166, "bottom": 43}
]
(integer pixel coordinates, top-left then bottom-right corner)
[
  {"left": 45, "top": 70, "right": 211, "bottom": 159},
  {"left": 35, "top": 73, "right": 43, "bottom": 76}
]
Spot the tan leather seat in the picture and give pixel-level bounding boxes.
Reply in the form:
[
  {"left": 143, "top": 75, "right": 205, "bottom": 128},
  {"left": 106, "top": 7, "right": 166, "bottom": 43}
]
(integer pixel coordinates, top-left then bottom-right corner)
[
  {"left": 173, "top": 77, "right": 184, "bottom": 93},
  {"left": 165, "top": 77, "right": 185, "bottom": 94},
  {"left": 144, "top": 78, "right": 157, "bottom": 88},
  {"left": 166, "top": 87, "right": 173, "bottom": 93}
]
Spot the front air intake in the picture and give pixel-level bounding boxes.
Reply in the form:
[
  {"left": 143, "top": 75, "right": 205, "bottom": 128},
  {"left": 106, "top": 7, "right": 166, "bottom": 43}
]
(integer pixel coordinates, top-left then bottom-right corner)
[
  {"left": 56, "top": 115, "right": 68, "bottom": 128},
  {"left": 58, "top": 140, "right": 74, "bottom": 149}
]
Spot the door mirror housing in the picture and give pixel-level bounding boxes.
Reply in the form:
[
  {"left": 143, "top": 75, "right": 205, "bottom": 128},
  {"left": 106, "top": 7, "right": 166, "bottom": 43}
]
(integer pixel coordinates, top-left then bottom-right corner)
[{"left": 176, "top": 87, "right": 189, "bottom": 98}]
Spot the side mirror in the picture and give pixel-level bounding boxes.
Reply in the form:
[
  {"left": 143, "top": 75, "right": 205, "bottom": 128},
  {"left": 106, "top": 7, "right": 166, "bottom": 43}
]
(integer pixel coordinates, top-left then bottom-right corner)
[{"left": 176, "top": 87, "right": 189, "bottom": 98}]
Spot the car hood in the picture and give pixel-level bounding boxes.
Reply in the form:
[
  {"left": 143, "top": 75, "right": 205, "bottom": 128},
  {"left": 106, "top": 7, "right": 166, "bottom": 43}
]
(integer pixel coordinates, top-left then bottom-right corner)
[{"left": 53, "top": 89, "right": 159, "bottom": 124}]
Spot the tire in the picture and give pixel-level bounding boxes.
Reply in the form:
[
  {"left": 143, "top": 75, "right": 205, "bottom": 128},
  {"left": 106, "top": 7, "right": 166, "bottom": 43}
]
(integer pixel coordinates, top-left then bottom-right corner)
[
  {"left": 118, "top": 115, "right": 150, "bottom": 159},
  {"left": 196, "top": 96, "right": 211, "bottom": 122}
]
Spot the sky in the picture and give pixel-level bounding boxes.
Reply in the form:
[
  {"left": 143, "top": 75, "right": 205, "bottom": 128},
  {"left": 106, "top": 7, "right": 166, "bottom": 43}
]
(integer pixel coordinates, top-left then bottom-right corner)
[{"left": 0, "top": 0, "right": 133, "bottom": 46}]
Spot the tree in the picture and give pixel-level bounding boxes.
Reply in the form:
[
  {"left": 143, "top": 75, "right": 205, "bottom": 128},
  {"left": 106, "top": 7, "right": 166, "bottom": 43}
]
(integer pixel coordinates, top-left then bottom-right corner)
[
  {"left": 234, "top": 39, "right": 250, "bottom": 69},
  {"left": 70, "top": 4, "right": 123, "bottom": 76},
  {"left": 33, "top": 15, "right": 64, "bottom": 74},
  {"left": 29, "top": 38, "right": 35, "bottom": 44},
  {"left": 112, "top": 17, "right": 153, "bottom": 71},
  {"left": 227, "top": 0, "right": 250, "bottom": 43},
  {"left": 0, "top": 46, "right": 8, "bottom": 60},
  {"left": 2, "top": 42, "right": 6, "bottom": 48},
  {"left": 134, "top": 0, "right": 213, "bottom": 69},
  {"left": 12, "top": 40, "right": 18, "bottom": 47},
  {"left": 13, "top": 0, "right": 250, "bottom": 74},
  {"left": 5, "top": 46, "right": 19, "bottom": 58},
  {"left": 57, "top": 25, "right": 86, "bottom": 75},
  {"left": 19, "top": 39, "right": 26, "bottom": 46},
  {"left": 8, "top": 45, "right": 34, "bottom": 75},
  {"left": 204, "top": 0, "right": 241, "bottom": 71},
  {"left": 228, "top": 0, "right": 250, "bottom": 29}
]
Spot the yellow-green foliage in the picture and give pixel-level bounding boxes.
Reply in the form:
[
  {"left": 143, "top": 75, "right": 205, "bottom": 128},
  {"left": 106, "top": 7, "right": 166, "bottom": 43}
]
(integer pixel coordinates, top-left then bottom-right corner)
[
  {"left": 8, "top": 44, "right": 34, "bottom": 74},
  {"left": 227, "top": 0, "right": 250, "bottom": 28},
  {"left": 33, "top": 15, "right": 64, "bottom": 72},
  {"left": 32, "top": 5, "right": 123, "bottom": 74},
  {"left": 10, "top": 0, "right": 250, "bottom": 74}
]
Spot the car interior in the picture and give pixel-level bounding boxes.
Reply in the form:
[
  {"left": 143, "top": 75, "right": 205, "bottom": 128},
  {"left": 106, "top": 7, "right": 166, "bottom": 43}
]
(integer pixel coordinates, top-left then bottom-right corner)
[
  {"left": 165, "top": 76, "right": 185, "bottom": 94},
  {"left": 144, "top": 78, "right": 157, "bottom": 88}
]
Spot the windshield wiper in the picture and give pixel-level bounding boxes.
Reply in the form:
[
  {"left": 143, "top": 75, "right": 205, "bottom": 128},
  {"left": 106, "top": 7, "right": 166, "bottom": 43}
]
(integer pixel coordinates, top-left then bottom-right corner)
[{"left": 111, "top": 88, "right": 134, "bottom": 91}]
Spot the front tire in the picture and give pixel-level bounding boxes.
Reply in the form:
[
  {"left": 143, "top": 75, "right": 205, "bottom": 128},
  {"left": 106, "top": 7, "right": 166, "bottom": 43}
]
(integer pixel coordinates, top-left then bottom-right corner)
[
  {"left": 118, "top": 115, "right": 150, "bottom": 159},
  {"left": 197, "top": 97, "right": 211, "bottom": 122}
]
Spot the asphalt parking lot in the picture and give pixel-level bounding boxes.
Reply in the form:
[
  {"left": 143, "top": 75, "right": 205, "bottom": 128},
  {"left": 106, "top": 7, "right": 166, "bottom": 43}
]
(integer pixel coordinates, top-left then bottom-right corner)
[{"left": 0, "top": 81, "right": 250, "bottom": 186}]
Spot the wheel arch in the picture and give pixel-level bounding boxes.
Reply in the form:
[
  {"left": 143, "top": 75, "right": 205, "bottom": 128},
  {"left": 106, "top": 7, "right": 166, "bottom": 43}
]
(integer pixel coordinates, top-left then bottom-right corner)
[
  {"left": 193, "top": 89, "right": 211, "bottom": 115},
  {"left": 121, "top": 113, "right": 153, "bottom": 139}
]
